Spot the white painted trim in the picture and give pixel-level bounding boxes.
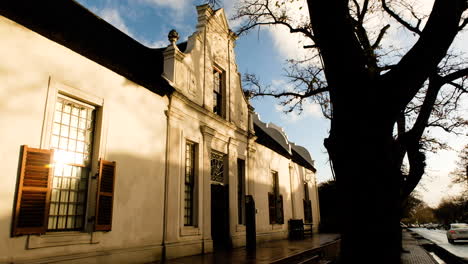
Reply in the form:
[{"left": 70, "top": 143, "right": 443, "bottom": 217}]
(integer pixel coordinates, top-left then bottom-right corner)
[
  {"left": 27, "top": 232, "right": 95, "bottom": 249},
  {"left": 36, "top": 77, "right": 108, "bottom": 246},
  {"left": 180, "top": 226, "right": 201, "bottom": 237}
]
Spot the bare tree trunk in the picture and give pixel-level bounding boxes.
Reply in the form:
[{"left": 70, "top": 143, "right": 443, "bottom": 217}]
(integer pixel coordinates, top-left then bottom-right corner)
[{"left": 325, "top": 88, "right": 402, "bottom": 263}]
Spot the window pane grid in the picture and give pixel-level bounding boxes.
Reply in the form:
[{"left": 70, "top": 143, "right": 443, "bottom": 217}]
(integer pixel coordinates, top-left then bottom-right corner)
[
  {"left": 48, "top": 97, "right": 95, "bottom": 231},
  {"left": 184, "top": 142, "right": 196, "bottom": 226},
  {"left": 213, "top": 69, "right": 223, "bottom": 116}
]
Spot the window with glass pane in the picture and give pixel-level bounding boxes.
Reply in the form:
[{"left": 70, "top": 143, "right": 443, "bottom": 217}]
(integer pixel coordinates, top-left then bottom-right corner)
[
  {"left": 213, "top": 68, "right": 223, "bottom": 116},
  {"left": 184, "top": 142, "right": 196, "bottom": 226},
  {"left": 269, "top": 171, "right": 283, "bottom": 224},
  {"left": 48, "top": 96, "right": 95, "bottom": 231},
  {"left": 237, "top": 159, "right": 246, "bottom": 225},
  {"left": 303, "top": 182, "right": 312, "bottom": 223},
  {"left": 210, "top": 151, "right": 225, "bottom": 183}
]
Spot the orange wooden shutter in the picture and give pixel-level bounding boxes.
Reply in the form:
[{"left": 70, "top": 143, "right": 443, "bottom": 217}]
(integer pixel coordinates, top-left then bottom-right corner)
[
  {"left": 12, "top": 146, "right": 54, "bottom": 236},
  {"left": 95, "top": 160, "right": 116, "bottom": 231}
]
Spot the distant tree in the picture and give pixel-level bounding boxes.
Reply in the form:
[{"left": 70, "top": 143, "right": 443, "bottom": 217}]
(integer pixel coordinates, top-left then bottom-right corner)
[
  {"left": 412, "top": 204, "right": 436, "bottom": 224},
  {"left": 451, "top": 144, "right": 468, "bottom": 192},
  {"left": 401, "top": 191, "right": 424, "bottom": 221},
  {"left": 433, "top": 195, "right": 468, "bottom": 225},
  {"left": 318, "top": 180, "right": 340, "bottom": 232},
  {"left": 234, "top": 0, "right": 468, "bottom": 262}
]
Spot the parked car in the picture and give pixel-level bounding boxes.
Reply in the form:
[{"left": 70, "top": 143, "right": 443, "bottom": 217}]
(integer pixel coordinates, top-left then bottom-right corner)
[{"left": 446, "top": 223, "right": 468, "bottom": 244}]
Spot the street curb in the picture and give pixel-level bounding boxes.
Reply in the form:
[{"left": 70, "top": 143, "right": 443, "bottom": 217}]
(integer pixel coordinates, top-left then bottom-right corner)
[
  {"left": 422, "top": 243, "right": 468, "bottom": 264},
  {"left": 408, "top": 230, "right": 467, "bottom": 264}
]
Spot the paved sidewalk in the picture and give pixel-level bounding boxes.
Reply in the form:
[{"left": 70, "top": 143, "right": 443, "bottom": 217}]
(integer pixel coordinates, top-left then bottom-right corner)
[
  {"left": 155, "top": 230, "right": 438, "bottom": 264},
  {"left": 401, "top": 229, "right": 438, "bottom": 264},
  {"left": 155, "top": 233, "right": 340, "bottom": 264}
]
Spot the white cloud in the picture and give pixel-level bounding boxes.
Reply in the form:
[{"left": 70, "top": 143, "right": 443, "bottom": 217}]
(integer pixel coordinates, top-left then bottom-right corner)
[
  {"left": 274, "top": 100, "right": 322, "bottom": 123},
  {"left": 270, "top": 78, "right": 322, "bottom": 122},
  {"left": 146, "top": 39, "right": 169, "bottom": 48},
  {"left": 96, "top": 7, "right": 134, "bottom": 37},
  {"left": 266, "top": 1, "right": 312, "bottom": 60},
  {"left": 138, "top": 0, "right": 192, "bottom": 12}
]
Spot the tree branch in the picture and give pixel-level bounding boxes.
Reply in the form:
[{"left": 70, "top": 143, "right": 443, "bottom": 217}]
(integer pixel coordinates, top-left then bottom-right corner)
[
  {"left": 442, "top": 67, "right": 468, "bottom": 83},
  {"left": 382, "top": 0, "right": 467, "bottom": 114},
  {"left": 372, "top": 24, "right": 390, "bottom": 50},
  {"left": 381, "top": 0, "right": 422, "bottom": 35},
  {"left": 252, "top": 87, "right": 330, "bottom": 98}
]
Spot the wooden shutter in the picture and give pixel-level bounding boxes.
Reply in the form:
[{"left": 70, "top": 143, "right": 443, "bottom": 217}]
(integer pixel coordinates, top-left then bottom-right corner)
[
  {"left": 276, "top": 195, "right": 284, "bottom": 224},
  {"left": 268, "top": 192, "right": 276, "bottom": 224},
  {"left": 303, "top": 199, "right": 312, "bottom": 223},
  {"left": 12, "top": 146, "right": 54, "bottom": 236},
  {"left": 95, "top": 160, "right": 116, "bottom": 231}
]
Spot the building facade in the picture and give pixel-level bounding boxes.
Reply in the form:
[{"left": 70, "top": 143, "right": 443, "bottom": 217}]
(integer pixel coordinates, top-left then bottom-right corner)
[{"left": 0, "top": 2, "right": 319, "bottom": 263}]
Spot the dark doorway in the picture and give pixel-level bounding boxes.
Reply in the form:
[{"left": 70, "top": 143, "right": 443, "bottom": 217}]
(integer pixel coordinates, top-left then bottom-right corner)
[
  {"left": 211, "top": 184, "right": 230, "bottom": 249},
  {"left": 245, "top": 195, "right": 256, "bottom": 251}
]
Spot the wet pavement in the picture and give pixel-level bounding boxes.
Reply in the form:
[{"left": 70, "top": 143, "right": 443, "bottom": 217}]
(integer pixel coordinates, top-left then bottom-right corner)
[
  {"left": 153, "top": 230, "right": 441, "bottom": 264},
  {"left": 410, "top": 228, "right": 468, "bottom": 261},
  {"left": 155, "top": 233, "right": 340, "bottom": 264},
  {"left": 402, "top": 229, "right": 439, "bottom": 264}
]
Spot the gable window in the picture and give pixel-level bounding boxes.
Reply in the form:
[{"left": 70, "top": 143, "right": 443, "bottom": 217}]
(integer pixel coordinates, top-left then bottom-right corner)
[
  {"left": 268, "top": 171, "right": 284, "bottom": 224},
  {"left": 303, "top": 182, "right": 313, "bottom": 224},
  {"left": 213, "top": 67, "right": 224, "bottom": 117},
  {"left": 184, "top": 141, "right": 197, "bottom": 226}
]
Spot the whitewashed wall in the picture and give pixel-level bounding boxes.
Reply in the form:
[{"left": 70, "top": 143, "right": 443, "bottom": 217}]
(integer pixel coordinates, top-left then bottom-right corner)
[{"left": 0, "top": 16, "right": 168, "bottom": 263}]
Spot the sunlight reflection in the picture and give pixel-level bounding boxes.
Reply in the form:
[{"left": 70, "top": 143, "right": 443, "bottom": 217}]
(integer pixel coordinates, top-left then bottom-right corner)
[{"left": 54, "top": 150, "right": 76, "bottom": 165}]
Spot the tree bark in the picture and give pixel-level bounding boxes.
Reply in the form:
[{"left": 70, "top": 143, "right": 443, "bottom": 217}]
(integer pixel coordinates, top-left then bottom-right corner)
[
  {"left": 324, "top": 80, "right": 402, "bottom": 263},
  {"left": 307, "top": 0, "right": 467, "bottom": 261}
]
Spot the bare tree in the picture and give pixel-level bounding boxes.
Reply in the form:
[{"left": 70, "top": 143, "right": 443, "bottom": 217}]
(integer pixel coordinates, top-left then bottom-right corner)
[
  {"left": 233, "top": 0, "right": 468, "bottom": 262},
  {"left": 451, "top": 144, "right": 468, "bottom": 191}
]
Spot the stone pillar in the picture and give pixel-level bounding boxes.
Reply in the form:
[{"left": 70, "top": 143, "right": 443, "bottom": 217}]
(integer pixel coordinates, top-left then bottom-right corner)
[
  {"left": 228, "top": 138, "right": 239, "bottom": 236},
  {"left": 164, "top": 110, "right": 185, "bottom": 245},
  {"left": 289, "top": 163, "right": 296, "bottom": 219},
  {"left": 200, "top": 125, "right": 215, "bottom": 253}
]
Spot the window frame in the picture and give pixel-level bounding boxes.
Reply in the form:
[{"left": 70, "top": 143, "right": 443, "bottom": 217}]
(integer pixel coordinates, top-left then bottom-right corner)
[
  {"left": 30, "top": 78, "right": 106, "bottom": 247},
  {"left": 303, "top": 182, "right": 313, "bottom": 224},
  {"left": 268, "top": 170, "right": 284, "bottom": 225},
  {"left": 237, "top": 158, "right": 246, "bottom": 225},
  {"left": 183, "top": 140, "right": 197, "bottom": 227},
  {"left": 47, "top": 95, "right": 97, "bottom": 232},
  {"left": 212, "top": 66, "right": 225, "bottom": 118}
]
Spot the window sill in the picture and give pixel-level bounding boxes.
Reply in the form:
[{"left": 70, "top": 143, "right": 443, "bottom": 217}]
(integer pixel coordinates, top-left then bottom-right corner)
[
  {"left": 272, "top": 224, "right": 284, "bottom": 230},
  {"left": 180, "top": 226, "right": 200, "bottom": 237},
  {"left": 27, "top": 231, "right": 101, "bottom": 249}
]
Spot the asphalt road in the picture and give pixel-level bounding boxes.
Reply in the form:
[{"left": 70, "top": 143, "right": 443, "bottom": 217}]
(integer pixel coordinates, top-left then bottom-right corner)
[{"left": 410, "top": 228, "right": 468, "bottom": 261}]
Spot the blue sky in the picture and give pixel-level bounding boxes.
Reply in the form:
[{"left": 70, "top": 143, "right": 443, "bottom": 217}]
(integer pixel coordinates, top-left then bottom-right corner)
[{"left": 74, "top": 0, "right": 466, "bottom": 206}]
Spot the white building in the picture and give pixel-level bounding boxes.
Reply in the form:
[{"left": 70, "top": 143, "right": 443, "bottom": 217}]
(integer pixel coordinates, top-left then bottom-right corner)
[{"left": 0, "top": 2, "right": 320, "bottom": 263}]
